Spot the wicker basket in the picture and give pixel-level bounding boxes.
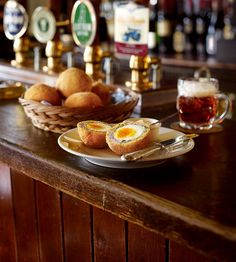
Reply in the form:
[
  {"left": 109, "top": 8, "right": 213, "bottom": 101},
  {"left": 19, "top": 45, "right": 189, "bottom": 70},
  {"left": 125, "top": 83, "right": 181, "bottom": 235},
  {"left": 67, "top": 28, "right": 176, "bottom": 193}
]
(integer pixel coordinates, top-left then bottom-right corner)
[{"left": 19, "top": 86, "right": 139, "bottom": 133}]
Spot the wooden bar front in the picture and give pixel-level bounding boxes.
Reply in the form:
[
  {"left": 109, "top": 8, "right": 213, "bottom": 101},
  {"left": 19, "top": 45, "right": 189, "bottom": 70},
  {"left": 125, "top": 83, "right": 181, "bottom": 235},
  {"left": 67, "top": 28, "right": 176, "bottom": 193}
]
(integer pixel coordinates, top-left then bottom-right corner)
[{"left": 0, "top": 62, "right": 236, "bottom": 262}]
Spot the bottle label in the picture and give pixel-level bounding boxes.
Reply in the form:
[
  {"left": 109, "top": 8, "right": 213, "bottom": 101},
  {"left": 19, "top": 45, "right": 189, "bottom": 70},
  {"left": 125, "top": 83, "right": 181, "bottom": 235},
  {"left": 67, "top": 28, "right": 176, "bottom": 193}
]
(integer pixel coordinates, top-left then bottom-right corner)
[
  {"left": 114, "top": 2, "right": 149, "bottom": 56},
  {"left": 183, "top": 18, "right": 193, "bottom": 34},
  {"left": 148, "top": 32, "right": 157, "bottom": 49},
  {"left": 173, "top": 31, "right": 185, "bottom": 53},
  {"left": 71, "top": 0, "right": 97, "bottom": 47},
  {"left": 196, "top": 18, "right": 205, "bottom": 35},
  {"left": 206, "top": 34, "right": 216, "bottom": 55},
  {"left": 224, "top": 24, "right": 234, "bottom": 40},
  {"left": 157, "top": 20, "right": 171, "bottom": 37}
]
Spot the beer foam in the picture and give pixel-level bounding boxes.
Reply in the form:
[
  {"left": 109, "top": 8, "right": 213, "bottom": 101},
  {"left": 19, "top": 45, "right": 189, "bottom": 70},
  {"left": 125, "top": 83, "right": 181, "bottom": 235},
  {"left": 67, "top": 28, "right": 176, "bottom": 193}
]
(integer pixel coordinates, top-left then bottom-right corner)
[{"left": 178, "top": 79, "right": 218, "bottom": 97}]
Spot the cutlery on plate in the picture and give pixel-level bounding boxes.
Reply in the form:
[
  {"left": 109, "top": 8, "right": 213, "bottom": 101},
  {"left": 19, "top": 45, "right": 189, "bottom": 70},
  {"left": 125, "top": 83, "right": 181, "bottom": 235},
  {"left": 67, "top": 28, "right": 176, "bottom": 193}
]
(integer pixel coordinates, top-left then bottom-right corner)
[{"left": 120, "top": 134, "right": 198, "bottom": 162}]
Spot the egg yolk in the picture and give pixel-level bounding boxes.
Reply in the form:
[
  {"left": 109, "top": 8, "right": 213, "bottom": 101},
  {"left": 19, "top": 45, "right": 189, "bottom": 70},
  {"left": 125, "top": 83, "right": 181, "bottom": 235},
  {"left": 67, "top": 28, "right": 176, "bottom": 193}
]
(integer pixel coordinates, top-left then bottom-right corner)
[
  {"left": 116, "top": 127, "right": 136, "bottom": 139},
  {"left": 87, "top": 123, "right": 105, "bottom": 130}
]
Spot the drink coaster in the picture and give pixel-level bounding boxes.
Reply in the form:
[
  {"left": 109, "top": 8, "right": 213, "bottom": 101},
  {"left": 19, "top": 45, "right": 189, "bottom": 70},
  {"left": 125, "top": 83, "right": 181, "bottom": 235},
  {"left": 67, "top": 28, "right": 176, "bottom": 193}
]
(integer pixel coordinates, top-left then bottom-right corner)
[{"left": 170, "top": 122, "right": 223, "bottom": 134}]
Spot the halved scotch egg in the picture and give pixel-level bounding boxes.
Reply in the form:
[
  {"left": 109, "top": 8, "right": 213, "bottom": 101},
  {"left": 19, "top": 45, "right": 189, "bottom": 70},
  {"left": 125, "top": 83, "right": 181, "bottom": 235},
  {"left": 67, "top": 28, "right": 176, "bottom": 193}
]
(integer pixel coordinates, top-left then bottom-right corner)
[
  {"left": 123, "top": 118, "right": 161, "bottom": 142},
  {"left": 77, "top": 120, "right": 112, "bottom": 148},
  {"left": 106, "top": 122, "right": 151, "bottom": 155}
]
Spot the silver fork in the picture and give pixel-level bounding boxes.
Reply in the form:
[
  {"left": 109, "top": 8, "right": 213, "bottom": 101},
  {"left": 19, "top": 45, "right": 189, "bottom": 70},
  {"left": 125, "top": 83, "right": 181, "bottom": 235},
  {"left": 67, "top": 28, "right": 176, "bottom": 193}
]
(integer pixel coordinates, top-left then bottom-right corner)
[{"left": 121, "top": 134, "right": 198, "bottom": 162}]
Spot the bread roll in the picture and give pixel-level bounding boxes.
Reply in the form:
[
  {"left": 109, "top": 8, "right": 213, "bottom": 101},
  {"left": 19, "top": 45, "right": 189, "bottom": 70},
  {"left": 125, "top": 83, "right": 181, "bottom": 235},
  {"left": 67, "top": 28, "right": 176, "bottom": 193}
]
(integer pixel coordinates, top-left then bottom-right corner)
[
  {"left": 56, "top": 67, "right": 92, "bottom": 98},
  {"left": 64, "top": 92, "right": 103, "bottom": 109},
  {"left": 77, "top": 120, "right": 111, "bottom": 148},
  {"left": 91, "top": 81, "right": 111, "bottom": 105},
  {"left": 24, "top": 83, "right": 61, "bottom": 106},
  {"left": 106, "top": 122, "right": 151, "bottom": 155}
]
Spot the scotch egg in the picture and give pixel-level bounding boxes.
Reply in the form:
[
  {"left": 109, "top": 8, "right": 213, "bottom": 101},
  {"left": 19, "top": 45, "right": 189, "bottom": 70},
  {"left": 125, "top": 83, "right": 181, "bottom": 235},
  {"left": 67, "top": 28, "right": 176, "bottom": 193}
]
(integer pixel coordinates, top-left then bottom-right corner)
[
  {"left": 106, "top": 122, "right": 151, "bottom": 155},
  {"left": 77, "top": 120, "right": 112, "bottom": 148},
  {"left": 123, "top": 118, "right": 161, "bottom": 142}
]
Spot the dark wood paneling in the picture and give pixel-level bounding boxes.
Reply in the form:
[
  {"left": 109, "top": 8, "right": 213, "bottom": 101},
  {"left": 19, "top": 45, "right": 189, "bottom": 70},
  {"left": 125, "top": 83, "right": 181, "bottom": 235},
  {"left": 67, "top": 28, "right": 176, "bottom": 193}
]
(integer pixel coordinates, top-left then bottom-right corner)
[
  {"left": 62, "top": 193, "right": 92, "bottom": 262},
  {"left": 0, "top": 162, "right": 216, "bottom": 262},
  {"left": 35, "top": 181, "right": 64, "bottom": 262},
  {"left": 169, "top": 241, "right": 212, "bottom": 262},
  {"left": 0, "top": 162, "right": 17, "bottom": 262},
  {"left": 93, "top": 207, "right": 126, "bottom": 262},
  {"left": 128, "top": 222, "right": 166, "bottom": 262},
  {"left": 11, "top": 170, "right": 40, "bottom": 262}
]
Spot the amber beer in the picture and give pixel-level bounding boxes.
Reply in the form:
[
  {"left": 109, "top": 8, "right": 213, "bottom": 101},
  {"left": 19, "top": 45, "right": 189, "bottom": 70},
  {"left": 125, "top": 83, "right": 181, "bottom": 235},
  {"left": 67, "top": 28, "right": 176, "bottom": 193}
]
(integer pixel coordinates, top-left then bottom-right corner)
[{"left": 177, "top": 78, "right": 229, "bottom": 130}]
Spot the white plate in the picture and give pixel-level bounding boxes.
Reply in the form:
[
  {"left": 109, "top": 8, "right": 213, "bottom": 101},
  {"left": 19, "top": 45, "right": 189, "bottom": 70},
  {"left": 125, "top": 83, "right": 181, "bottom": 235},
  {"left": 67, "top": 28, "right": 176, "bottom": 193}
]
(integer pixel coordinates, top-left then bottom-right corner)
[{"left": 58, "top": 127, "right": 195, "bottom": 169}]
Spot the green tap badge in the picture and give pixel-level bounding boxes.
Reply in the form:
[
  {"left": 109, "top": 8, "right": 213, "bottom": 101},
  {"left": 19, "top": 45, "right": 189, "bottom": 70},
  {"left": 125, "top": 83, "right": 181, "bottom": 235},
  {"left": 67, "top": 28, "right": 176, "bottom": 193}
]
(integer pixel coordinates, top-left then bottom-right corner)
[
  {"left": 71, "top": 0, "right": 96, "bottom": 47},
  {"left": 31, "top": 7, "right": 56, "bottom": 43}
]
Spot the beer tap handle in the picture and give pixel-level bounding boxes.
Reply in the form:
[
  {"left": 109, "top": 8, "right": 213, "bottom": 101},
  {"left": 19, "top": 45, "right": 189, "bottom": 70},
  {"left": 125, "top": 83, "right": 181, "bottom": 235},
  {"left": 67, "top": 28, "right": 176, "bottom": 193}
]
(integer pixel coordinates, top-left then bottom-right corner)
[
  {"left": 3, "top": 0, "right": 30, "bottom": 67},
  {"left": 71, "top": 0, "right": 115, "bottom": 81},
  {"left": 31, "top": 3, "right": 71, "bottom": 73},
  {"left": 126, "top": 55, "right": 162, "bottom": 92},
  {"left": 146, "top": 56, "right": 162, "bottom": 90}
]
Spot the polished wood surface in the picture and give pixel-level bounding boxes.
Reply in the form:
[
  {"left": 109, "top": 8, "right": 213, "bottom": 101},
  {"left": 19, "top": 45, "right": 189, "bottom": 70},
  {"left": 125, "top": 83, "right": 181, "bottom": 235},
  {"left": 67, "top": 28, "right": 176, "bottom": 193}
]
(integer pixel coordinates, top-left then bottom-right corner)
[
  {"left": 0, "top": 61, "right": 236, "bottom": 261},
  {"left": 0, "top": 94, "right": 236, "bottom": 261}
]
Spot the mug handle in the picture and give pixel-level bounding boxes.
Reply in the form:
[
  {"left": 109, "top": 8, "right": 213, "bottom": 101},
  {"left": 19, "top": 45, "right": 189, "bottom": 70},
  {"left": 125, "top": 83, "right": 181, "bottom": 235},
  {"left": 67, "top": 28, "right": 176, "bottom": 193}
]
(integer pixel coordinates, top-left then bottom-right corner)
[
  {"left": 194, "top": 67, "right": 211, "bottom": 79},
  {"left": 213, "top": 93, "right": 231, "bottom": 124}
]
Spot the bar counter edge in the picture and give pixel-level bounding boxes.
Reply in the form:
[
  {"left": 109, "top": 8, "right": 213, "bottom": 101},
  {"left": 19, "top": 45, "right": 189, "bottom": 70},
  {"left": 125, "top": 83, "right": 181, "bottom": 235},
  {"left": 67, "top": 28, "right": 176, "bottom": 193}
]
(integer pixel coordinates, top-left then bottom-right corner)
[{"left": 0, "top": 128, "right": 236, "bottom": 261}]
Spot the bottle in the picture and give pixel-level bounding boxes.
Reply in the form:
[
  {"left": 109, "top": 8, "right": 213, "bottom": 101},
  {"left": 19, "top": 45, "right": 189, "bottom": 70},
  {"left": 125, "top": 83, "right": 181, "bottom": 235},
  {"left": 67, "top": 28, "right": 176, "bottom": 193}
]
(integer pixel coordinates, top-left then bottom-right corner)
[
  {"left": 173, "top": 0, "right": 185, "bottom": 54},
  {"left": 114, "top": 0, "right": 149, "bottom": 58},
  {"left": 223, "top": 0, "right": 235, "bottom": 40},
  {"left": 206, "top": 0, "right": 225, "bottom": 56},
  {"left": 148, "top": 0, "right": 158, "bottom": 54},
  {"left": 156, "top": 0, "right": 173, "bottom": 54},
  {"left": 183, "top": 0, "right": 195, "bottom": 54},
  {"left": 100, "top": 0, "right": 115, "bottom": 41},
  {"left": 194, "top": 0, "right": 210, "bottom": 57}
]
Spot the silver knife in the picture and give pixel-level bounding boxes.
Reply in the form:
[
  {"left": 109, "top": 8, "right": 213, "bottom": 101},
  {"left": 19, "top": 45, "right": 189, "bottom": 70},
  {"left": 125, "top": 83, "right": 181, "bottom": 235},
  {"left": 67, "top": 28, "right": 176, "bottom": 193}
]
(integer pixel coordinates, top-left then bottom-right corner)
[{"left": 121, "top": 134, "right": 198, "bottom": 162}]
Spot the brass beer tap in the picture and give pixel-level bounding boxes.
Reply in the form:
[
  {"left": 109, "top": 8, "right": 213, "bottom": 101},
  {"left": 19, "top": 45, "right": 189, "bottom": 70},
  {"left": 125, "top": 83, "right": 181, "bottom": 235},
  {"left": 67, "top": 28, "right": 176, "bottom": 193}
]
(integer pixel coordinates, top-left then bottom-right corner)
[
  {"left": 3, "top": 0, "right": 30, "bottom": 67},
  {"left": 83, "top": 45, "right": 112, "bottom": 81},
  {"left": 42, "top": 20, "right": 70, "bottom": 74},
  {"left": 43, "top": 39, "right": 65, "bottom": 73},
  {"left": 126, "top": 55, "right": 162, "bottom": 92},
  {"left": 31, "top": 4, "right": 70, "bottom": 74},
  {"left": 11, "top": 36, "right": 31, "bottom": 67}
]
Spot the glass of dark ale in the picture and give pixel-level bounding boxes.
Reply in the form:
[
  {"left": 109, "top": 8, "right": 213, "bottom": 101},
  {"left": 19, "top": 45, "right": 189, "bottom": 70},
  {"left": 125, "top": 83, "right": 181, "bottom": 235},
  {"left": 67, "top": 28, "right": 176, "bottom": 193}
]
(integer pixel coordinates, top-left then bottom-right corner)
[{"left": 177, "top": 77, "right": 230, "bottom": 130}]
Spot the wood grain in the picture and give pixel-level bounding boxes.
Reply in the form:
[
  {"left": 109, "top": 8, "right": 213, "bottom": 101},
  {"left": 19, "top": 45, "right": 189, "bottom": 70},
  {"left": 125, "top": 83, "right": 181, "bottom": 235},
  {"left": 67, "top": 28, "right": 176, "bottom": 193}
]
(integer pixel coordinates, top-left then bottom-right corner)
[
  {"left": 35, "top": 181, "right": 64, "bottom": 262},
  {"left": 169, "top": 241, "right": 212, "bottom": 262},
  {"left": 128, "top": 222, "right": 166, "bottom": 262},
  {"left": 93, "top": 207, "right": 126, "bottom": 262},
  {"left": 62, "top": 193, "right": 92, "bottom": 262},
  {"left": 11, "top": 170, "right": 40, "bottom": 262},
  {"left": 0, "top": 163, "right": 17, "bottom": 262}
]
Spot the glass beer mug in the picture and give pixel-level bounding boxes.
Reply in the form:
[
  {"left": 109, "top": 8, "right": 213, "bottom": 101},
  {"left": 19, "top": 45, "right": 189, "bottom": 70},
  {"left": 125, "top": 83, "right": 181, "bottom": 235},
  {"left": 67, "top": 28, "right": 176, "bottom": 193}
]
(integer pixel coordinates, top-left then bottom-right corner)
[{"left": 176, "top": 67, "right": 230, "bottom": 130}]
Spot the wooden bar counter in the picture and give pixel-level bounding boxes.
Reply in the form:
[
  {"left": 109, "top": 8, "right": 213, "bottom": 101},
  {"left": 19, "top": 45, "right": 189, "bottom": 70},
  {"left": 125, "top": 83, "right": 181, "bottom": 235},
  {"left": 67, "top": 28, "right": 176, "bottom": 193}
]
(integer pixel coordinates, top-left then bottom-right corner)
[{"left": 0, "top": 63, "right": 236, "bottom": 262}]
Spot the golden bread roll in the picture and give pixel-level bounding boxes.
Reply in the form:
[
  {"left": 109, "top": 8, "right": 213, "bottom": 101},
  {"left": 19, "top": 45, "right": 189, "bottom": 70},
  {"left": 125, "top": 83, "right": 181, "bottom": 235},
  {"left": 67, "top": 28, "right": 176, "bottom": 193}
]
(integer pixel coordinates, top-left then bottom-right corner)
[
  {"left": 64, "top": 92, "right": 103, "bottom": 109},
  {"left": 77, "top": 120, "right": 112, "bottom": 148},
  {"left": 91, "top": 81, "right": 111, "bottom": 105},
  {"left": 56, "top": 67, "right": 92, "bottom": 97},
  {"left": 24, "top": 83, "right": 61, "bottom": 106},
  {"left": 106, "top": 122, "right": 151, "bottom": 155}
]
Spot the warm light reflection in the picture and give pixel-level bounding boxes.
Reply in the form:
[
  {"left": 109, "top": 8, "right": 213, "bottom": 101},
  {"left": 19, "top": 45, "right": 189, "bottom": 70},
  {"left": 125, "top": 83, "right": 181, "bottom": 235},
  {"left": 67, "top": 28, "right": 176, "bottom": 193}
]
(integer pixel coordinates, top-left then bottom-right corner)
[
  {"left": 0, "top": 165, "right": 12, "bottom": 198},
  {"left": 150, "top": 0, "right": 158, "bottom": 5}
]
